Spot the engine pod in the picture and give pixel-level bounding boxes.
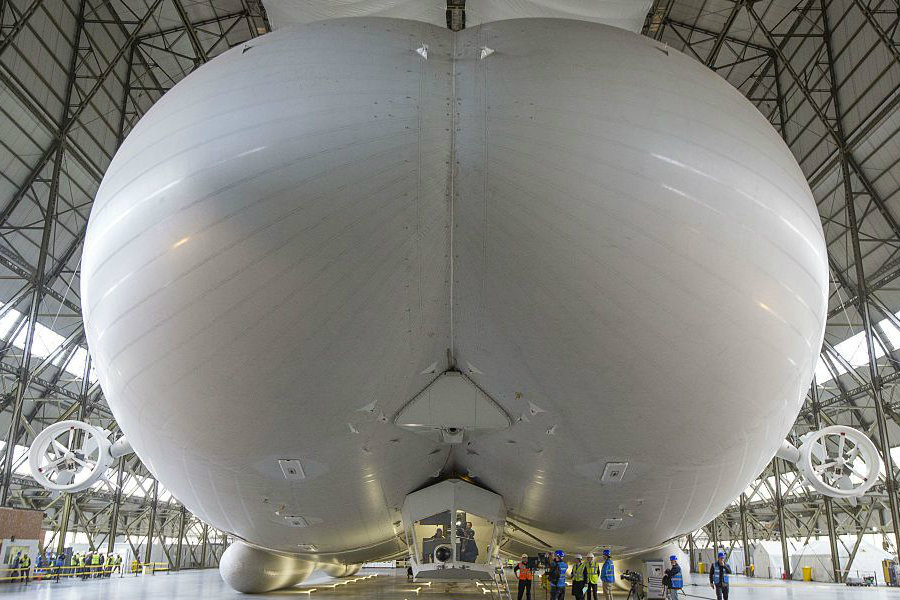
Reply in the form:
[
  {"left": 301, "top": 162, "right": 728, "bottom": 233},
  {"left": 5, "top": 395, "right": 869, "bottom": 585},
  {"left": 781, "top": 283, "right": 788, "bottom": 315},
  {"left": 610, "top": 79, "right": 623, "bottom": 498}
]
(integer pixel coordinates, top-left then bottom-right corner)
[{"left": 219, "top": 541, "right": 315, "bottom": 593}]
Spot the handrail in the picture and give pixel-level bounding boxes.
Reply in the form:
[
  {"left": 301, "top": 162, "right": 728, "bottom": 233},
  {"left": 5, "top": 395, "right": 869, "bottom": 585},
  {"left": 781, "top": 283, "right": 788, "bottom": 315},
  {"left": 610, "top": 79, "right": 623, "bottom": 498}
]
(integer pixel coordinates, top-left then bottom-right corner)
[
  {"left": 1, "top": 561, "right": 179, "bottom": 583},
  {"left": 0, "top": 564, "right": 129, "bottom": 582}
]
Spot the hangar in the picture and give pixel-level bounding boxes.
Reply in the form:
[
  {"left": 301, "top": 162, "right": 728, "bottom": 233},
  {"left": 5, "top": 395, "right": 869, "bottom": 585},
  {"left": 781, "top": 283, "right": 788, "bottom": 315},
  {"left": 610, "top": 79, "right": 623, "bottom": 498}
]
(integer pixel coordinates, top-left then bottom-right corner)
[{"left": 0, "top": 0, "right": 899, "bottom": 598}]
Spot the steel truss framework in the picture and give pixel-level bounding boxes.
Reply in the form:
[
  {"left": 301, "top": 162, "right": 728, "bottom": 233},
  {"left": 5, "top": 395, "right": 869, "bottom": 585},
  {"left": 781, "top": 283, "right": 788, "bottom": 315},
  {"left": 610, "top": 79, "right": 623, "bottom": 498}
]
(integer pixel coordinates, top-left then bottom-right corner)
[
  {"left": 0, "top": 0, "right": 266, "bottom": 568},
  {"left": 647, "top": 0, "right": 900, "bottom": 583},
  {"left": 0, "top": 0, "right": 897, "bottom": 579}
]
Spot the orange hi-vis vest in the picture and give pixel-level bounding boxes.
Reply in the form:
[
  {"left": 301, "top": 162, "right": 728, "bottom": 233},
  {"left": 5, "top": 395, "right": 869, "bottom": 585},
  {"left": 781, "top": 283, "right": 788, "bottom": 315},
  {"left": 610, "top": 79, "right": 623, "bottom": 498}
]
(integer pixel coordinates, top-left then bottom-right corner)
[{"left": 517, "top": 562, "right": 533, "bottom": 581}]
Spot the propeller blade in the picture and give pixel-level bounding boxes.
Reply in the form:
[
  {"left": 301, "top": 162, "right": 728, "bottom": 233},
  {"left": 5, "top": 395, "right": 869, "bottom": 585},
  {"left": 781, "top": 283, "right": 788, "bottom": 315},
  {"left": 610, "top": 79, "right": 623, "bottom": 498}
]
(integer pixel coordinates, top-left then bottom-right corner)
[
  {"left": 810, "top": 438, "right": 827, "bottom": 461},
  {"left": 52, "top": 439, "right": 69, "bottom": 456},
  {"left": 836, "top": 475, "right": 854, "bottom": 490},
  {"left": 56, "top": 470, "right": 75, "bottom": 486},
  {"left": 83, "top": 435, "right": 100, "bottom": 459}
]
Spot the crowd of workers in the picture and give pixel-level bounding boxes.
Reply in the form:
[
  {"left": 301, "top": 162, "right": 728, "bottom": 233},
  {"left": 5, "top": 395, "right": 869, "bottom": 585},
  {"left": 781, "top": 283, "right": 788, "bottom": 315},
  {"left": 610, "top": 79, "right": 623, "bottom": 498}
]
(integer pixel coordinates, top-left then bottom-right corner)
[
  {"left": 513, "top": 550, "right": 688, "bottom": 600},
  {"left": 5, "top": 550, "right": 124, "bottom": 584}
]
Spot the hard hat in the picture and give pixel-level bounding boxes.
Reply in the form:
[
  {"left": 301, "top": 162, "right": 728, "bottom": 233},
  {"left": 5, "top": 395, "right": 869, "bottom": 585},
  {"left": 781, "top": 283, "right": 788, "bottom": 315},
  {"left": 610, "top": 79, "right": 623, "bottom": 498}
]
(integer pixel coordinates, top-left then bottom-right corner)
[
  {"left": 555, "top": 550, "right": 565, "bottom": 558},
  {"left": 669, "top": 555, "right": 678, "bottom": 561},
  {"left": 575, "top": 554, "right": 583, "bottom": 560},
  {"left": 603, "top": 549, "right": 611, "bottom": 556},
  {"left": 587, "top": 553, "right": 595, "bottom": 558},
  {"left": 718, "top": 552, "right": 725, "bottom": 559},
  {"left": 521, "top": 554, "right": 528, "bottom": 559}
]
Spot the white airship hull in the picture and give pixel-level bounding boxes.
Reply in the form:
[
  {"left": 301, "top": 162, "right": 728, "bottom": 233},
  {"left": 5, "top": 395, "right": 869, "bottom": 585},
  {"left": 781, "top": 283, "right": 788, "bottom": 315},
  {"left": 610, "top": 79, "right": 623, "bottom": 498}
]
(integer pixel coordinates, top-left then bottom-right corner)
[{"left": 80, "top": 16, "right": 827, "bottom": 580}]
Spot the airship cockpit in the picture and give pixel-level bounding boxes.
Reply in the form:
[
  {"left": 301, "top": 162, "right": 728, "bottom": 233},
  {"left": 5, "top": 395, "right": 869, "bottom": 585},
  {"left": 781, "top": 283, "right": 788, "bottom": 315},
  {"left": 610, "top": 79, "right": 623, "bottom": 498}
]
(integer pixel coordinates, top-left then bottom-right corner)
[{"left": 402, "top": 479, "right": 506, "bottom": 580}]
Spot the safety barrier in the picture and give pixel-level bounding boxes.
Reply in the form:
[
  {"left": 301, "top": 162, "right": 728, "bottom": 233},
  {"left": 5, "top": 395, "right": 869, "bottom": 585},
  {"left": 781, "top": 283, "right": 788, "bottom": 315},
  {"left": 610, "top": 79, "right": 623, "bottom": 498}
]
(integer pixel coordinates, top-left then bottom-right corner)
[
  {"left": 1, "top": 565, "right": 84, "bottom": 583},
  {"left": 0, "top": 562, "right": 170, "bottom": 583},
  {"left": 134, "top": 562, "right": 170, "bottom": 575}
]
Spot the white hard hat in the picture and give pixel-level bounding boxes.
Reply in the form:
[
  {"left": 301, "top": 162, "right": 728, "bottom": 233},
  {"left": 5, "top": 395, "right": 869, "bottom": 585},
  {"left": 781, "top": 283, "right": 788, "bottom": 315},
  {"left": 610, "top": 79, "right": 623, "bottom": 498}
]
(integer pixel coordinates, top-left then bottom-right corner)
[
  {"left": 576, "top": 554, "right": 583, "bottom": 559},
  {"left": 587, "top": 553, "right": 595, "bottom": 558}
]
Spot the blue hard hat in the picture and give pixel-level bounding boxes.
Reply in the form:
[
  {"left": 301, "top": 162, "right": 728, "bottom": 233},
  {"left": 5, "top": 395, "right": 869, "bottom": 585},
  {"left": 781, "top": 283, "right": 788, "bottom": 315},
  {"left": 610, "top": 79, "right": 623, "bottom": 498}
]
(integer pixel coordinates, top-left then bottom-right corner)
[
  {"left": 718, "top": 552, "right": 725, "bottom": 559},
  {"left": 603, "top": 549, "right": 611, "bottom": 556},
  {"left": 555, "top": 550, "right": 565, "bottom": 558},
  {"left": 669, "top": 555, "right": 678, "bottom": 561}
]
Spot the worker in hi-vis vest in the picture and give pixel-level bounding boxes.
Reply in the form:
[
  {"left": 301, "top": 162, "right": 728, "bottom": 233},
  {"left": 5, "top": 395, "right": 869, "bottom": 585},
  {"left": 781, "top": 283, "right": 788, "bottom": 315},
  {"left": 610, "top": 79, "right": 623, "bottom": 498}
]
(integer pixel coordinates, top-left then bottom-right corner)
[
  {"left": 600, "top": 549, "right": 615, "bottom": 600},
  {"left": 570, "top": 554, "right": 587, "bottom": 600},
  {"left": 664, "top": 555, "right": 683, "bottom": 600},
  {"left": 513, "top": 554, "right": 534, "bottom": 600},
  {"left": 584, "top": 553, "right": 600, "bottom": 600},
  {"left": 709, "top": 552, "right": 732, "bottom": 600},
  {"left": 19, "top": 553, "right": 32, "bottom": 584},
  {"left": 81, "top": 554, "right": 92, "bottom": 580}
]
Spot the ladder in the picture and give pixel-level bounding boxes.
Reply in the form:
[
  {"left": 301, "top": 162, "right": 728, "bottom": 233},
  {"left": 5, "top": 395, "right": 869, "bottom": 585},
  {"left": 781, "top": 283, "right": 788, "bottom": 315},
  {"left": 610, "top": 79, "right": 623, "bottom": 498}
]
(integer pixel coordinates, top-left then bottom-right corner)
[{"left": 493, "top": 566, "right": 514, "bottom": 600}]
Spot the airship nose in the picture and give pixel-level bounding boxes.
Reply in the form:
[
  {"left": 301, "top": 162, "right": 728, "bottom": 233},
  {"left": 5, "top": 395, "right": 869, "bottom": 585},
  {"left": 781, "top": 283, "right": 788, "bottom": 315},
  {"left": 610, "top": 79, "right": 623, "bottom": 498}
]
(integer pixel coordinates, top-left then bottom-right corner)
[{"left": 79, "top": 17, "right": 826, "bottom": 555}]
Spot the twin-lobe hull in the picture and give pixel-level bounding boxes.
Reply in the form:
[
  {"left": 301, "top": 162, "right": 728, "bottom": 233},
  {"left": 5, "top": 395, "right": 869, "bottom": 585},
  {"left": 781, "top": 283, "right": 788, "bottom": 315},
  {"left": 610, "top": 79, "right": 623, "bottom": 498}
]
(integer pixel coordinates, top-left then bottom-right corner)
[{"left": 81, "top": 17, "right": 827, "bottom": 564}]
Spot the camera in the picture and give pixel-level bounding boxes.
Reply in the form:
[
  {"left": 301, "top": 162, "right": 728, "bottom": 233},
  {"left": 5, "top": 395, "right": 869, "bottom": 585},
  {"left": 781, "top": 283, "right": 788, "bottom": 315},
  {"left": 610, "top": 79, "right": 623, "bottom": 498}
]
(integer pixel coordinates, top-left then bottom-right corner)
[
  {"left": 433, "top": 544, "right": 453, "bottom": 563},
  {"left": 621, "top": 570, "right": 641, "bottom": 583},
  {"left": 622, "top": 569, "right": 645, "bottom": 600}
]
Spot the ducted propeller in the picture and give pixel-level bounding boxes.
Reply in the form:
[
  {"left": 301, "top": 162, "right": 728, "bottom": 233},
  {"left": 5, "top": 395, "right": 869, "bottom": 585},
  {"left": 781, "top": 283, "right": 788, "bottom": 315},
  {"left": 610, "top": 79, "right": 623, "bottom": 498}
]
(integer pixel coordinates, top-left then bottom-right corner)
[
  {"left": 776, "top": 426, "right": 880, "bottom": 499},
  {"left": 29, "top": 420, "right": 133, "bottom": 493}
]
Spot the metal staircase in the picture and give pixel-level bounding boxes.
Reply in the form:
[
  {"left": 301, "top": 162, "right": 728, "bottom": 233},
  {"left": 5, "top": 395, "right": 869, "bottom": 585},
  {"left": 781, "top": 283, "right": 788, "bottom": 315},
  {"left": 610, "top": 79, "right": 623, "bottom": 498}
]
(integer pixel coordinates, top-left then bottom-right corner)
[{"left": 493, "top": 566, "right": 514, "bottom": 600}]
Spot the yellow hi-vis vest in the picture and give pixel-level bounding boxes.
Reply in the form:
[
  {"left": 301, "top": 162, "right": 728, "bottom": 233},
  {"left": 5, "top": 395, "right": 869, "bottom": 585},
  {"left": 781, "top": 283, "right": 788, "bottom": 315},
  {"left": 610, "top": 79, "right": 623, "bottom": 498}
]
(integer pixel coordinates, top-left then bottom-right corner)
[
  {"left": 586, "top": 561, "right": 600, "bottom": 584},
  {"left": 571, "top": 562, "right": 587, "bottom": 581},
  {"left": 92, "top": 555, "right": 100, "bottom": 565}
]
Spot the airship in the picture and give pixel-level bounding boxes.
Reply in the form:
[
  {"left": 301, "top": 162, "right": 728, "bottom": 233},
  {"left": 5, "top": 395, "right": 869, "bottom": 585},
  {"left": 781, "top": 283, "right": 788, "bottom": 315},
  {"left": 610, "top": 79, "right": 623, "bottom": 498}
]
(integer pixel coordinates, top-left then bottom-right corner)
[{"left": 26, "top": 2, "right": 882, "bottom": 594}]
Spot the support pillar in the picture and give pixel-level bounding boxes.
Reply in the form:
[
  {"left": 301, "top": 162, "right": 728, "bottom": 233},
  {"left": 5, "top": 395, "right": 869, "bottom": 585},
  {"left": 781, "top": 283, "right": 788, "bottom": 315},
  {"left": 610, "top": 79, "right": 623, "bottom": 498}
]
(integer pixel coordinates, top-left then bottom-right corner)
[
  {"left": 740, "top": 493, "right": 752, "bottom": 576},
  {"left": 220, "top": 531, "right": 228, "bottom": 565},
  {"left": 144, "top": 479, "right": 159, "bottom": 565},
  {"left": 773, "top": 458, "right": 791, "bottom": 579},
  {"left": 811, "top": 379, "right": 842, "bottom": 582},
  {"left": 199, "top": 523, "right": 209, "bottom": 568},
  {"left": 688, "top": 533, "right": 696, "bottom": 573},
  {"left": 823, "top": 498, "right": 841, "bottom": 581},
  {"left": 175, "top": 505, "right": 187, "bottom": 571},
  {"left": 107, "top": 459, "right": 125, "bottom": 555},
  {"left": 711, "top": 516, "right": 720, "bottom": 556},
  {"left": 56, "top": 493, "right": 74, "bottom": 555},
  {"left": 52, "top": 348, "right": 92, "bottom": 557}
]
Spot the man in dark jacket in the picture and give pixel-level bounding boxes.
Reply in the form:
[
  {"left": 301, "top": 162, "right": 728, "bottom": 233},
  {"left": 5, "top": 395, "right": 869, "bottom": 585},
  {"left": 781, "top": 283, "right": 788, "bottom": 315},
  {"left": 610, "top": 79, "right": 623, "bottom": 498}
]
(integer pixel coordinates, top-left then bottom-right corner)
[
  {"left": 460, "top": 522, "right": 478, "bottom": 562},
  {"left": 549, "top": 551, "right": 568, "bottom": 600},
  {"left": 53, "top": 554, "right": 65, "bottom": 582},
  {"left": 709, "top": 553, "right": 732, "bottom": 600},
  {"left": 663, "top": 555, "right": 683, "bottom": 600}
]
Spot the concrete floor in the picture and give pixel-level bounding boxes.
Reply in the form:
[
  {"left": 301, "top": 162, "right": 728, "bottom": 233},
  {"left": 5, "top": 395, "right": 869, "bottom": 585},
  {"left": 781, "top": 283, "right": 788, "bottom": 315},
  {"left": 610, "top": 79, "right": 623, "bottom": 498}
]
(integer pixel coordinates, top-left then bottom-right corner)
[{"left": 1, "top": 569, "right": 899, "bottom": 599}]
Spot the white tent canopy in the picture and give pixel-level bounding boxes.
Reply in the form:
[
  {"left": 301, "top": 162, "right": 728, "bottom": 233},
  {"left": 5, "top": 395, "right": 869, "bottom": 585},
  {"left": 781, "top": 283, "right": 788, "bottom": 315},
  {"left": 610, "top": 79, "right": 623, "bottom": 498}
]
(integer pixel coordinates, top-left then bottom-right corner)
[{"left": 700, "top": 540, "right": 893, "bottom": 583}]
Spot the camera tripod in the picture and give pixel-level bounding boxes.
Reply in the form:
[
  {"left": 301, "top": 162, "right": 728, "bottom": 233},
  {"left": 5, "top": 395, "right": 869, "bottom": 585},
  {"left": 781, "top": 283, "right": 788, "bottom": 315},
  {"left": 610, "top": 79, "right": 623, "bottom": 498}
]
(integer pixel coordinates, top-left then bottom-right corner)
[{"left": 626, "top": 580, "right": 645, "bottom": 600}]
